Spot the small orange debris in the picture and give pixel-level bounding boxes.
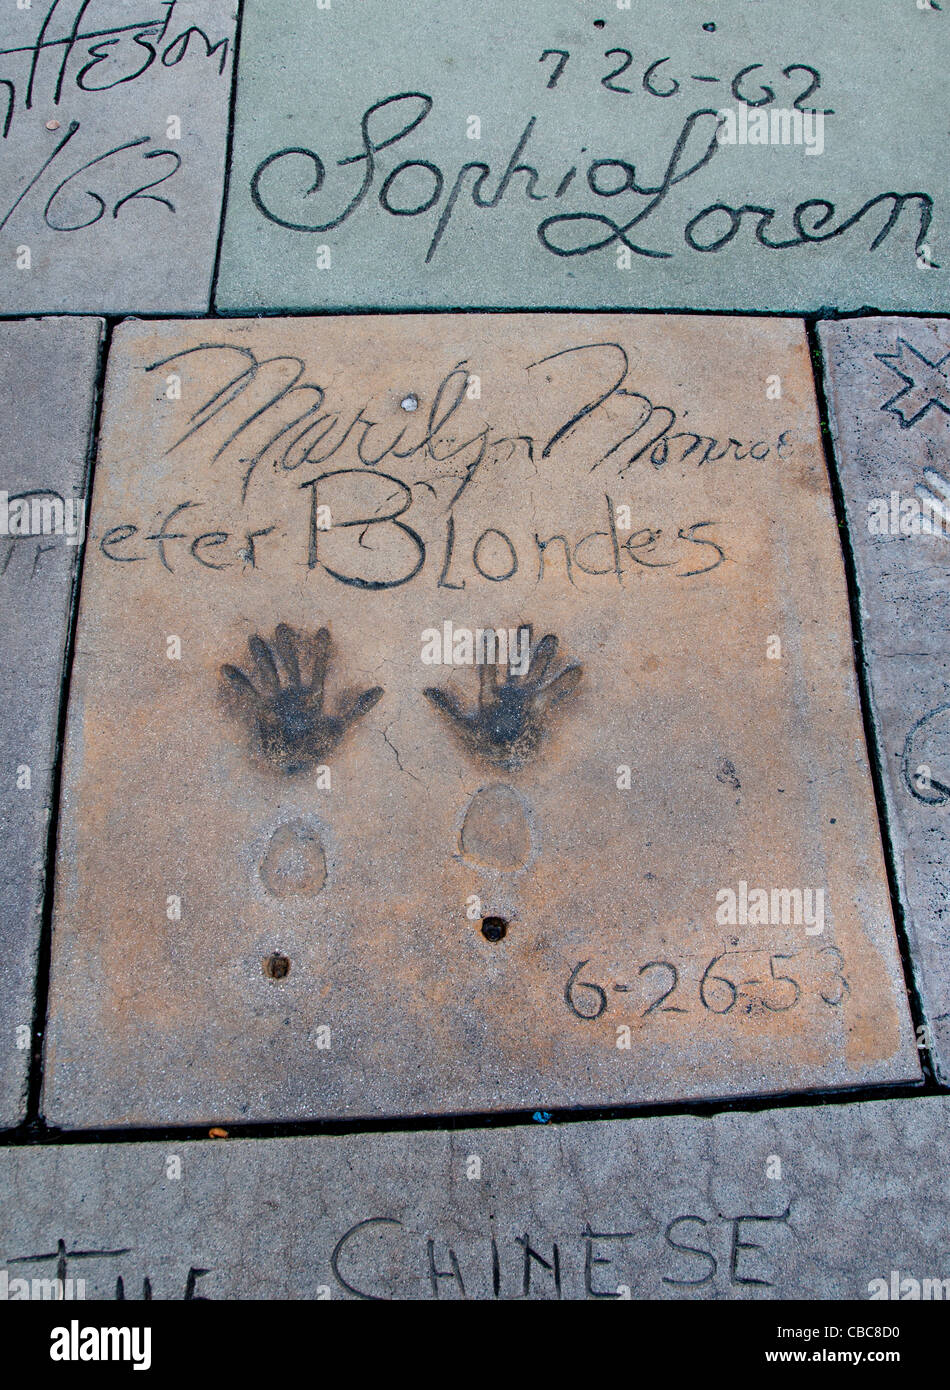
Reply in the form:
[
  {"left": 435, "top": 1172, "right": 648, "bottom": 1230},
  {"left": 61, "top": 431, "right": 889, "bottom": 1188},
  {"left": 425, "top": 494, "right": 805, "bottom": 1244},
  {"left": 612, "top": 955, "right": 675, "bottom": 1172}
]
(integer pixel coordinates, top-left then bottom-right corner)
[{"left": 208, "top": 1127, "right": 228, "bottom": 1139}]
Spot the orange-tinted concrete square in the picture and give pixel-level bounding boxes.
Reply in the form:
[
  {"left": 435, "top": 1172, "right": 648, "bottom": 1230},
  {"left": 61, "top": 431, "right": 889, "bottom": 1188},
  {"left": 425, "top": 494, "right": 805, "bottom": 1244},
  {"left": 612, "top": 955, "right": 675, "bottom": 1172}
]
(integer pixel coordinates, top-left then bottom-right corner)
[{"left": 44, "top": 315, "right": 919, "bottom": 1125}]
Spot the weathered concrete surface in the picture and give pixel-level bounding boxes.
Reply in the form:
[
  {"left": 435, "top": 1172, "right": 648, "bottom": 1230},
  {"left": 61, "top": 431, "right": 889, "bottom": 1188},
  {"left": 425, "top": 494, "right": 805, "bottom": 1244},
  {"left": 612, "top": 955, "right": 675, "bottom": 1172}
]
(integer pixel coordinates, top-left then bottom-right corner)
[
  {"left": 217, "top": 0, "right": 947, "bottom": 314},
  {"left": 0, "top": 0, "right": 237, "bottom": 314},
  {"left": 820, "top": 317, "right": 950, "bottom": 1082},
  {"left": 44, "top": 313, "right": 918, "bottom": 1127},
  {"left": 2, "top": 1097, "right": 948, "bottom": 1299},
  {"left": 0, "top": 316, "right": 102, "bottom": 1128}
]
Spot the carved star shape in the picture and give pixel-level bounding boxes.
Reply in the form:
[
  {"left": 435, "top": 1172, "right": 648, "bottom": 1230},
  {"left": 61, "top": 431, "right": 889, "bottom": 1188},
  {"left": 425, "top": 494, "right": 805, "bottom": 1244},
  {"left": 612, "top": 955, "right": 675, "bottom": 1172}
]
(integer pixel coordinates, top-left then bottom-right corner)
[{"left": 875, "top": 337, "right": 950, "bottom": 428}]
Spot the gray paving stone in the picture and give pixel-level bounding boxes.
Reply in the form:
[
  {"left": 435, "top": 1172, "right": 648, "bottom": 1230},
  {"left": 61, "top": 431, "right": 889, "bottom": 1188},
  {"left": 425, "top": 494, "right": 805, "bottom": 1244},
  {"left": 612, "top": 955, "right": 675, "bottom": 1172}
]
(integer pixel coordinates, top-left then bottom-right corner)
[
  {"left": 819, "top": 316, "right": 950, "bottom": 1083},
  {"left": 1, "top": 1096, "right": 948, "bottom": 1299},
  {"left": 217, "top": 0, "right": 947, "bottom": 314},
  {"left": 42, "top": 313, "right": 918, "bottom": 1128},
  {"left": 0, "top": 1, "right": 237, "bottom": 314},
  {"left": 0, "top": 315, "right": 102, "bottom": 1128}
]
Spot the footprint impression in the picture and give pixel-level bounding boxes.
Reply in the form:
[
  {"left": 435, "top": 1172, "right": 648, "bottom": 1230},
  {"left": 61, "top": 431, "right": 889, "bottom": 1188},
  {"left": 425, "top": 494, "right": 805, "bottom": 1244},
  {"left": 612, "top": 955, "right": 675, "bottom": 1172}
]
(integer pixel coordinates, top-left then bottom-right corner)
[
  {"left": 259, "top": 818, "right": 328, "bottom": 898},
  {"left": 425, "top": 625, "right": 582, "bottom": 898}
]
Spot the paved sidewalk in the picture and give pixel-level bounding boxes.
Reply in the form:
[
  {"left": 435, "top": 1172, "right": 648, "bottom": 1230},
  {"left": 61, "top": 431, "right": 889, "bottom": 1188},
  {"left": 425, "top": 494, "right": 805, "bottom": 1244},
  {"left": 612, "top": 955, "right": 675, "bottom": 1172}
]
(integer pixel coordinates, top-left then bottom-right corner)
[{"left": 0, "top": 1, "right": 947, "bottom": 1305}]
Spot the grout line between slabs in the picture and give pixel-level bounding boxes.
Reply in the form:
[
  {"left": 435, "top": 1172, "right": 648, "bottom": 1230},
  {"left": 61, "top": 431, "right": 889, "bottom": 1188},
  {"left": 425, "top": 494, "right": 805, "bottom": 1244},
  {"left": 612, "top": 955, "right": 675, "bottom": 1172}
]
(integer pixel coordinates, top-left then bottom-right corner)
[
  {"left": 3, "top": 1075, "right": 946, "bottom": 1151},
  {"left": 208, "top": 0, "right": 245, "bottom": 310}
]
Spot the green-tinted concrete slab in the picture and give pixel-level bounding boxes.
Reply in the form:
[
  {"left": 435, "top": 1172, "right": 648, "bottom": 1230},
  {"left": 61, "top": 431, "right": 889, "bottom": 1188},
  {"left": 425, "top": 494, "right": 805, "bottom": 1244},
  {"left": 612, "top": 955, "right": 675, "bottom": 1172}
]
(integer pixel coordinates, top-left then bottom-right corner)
[
  {"left": 217, "top": 0, "right": 947, "bottom": 314},
  {"left": 0, "top": 1, "right": 237, "bottom": 314}
]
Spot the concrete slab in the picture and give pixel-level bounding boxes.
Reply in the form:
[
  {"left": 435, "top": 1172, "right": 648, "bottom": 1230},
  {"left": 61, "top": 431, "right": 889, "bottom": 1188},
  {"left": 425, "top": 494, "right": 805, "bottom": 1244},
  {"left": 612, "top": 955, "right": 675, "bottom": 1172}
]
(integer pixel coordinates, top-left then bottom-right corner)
[
  {"left": 2, "top": 1096, "right": 948, "bottom": 1298},
  {"left": 216, "top": 0, "right": 947, "bottom": 314},
  {"left": 43, "top": 313, "right": 918, "bottom": 1127},
  {"left": 819, "top": 316, "right": 950, "bottom": 1082},
  {"left": 0, "top": 0, "right": 237, "bottom": 314},
  {"left": 0, "top": 315, "right": 102, "bottom": 1128}
]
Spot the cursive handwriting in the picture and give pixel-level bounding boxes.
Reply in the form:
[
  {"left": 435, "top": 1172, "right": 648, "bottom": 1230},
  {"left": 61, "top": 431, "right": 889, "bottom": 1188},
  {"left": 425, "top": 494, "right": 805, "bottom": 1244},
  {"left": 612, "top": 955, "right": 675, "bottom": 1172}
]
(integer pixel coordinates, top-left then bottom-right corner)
[
  {"left": 249, "top": 90, "right": 934, "bottom": 267},
  {"left": 0, "top": 0, "right": 230, "bottom": 141}
]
